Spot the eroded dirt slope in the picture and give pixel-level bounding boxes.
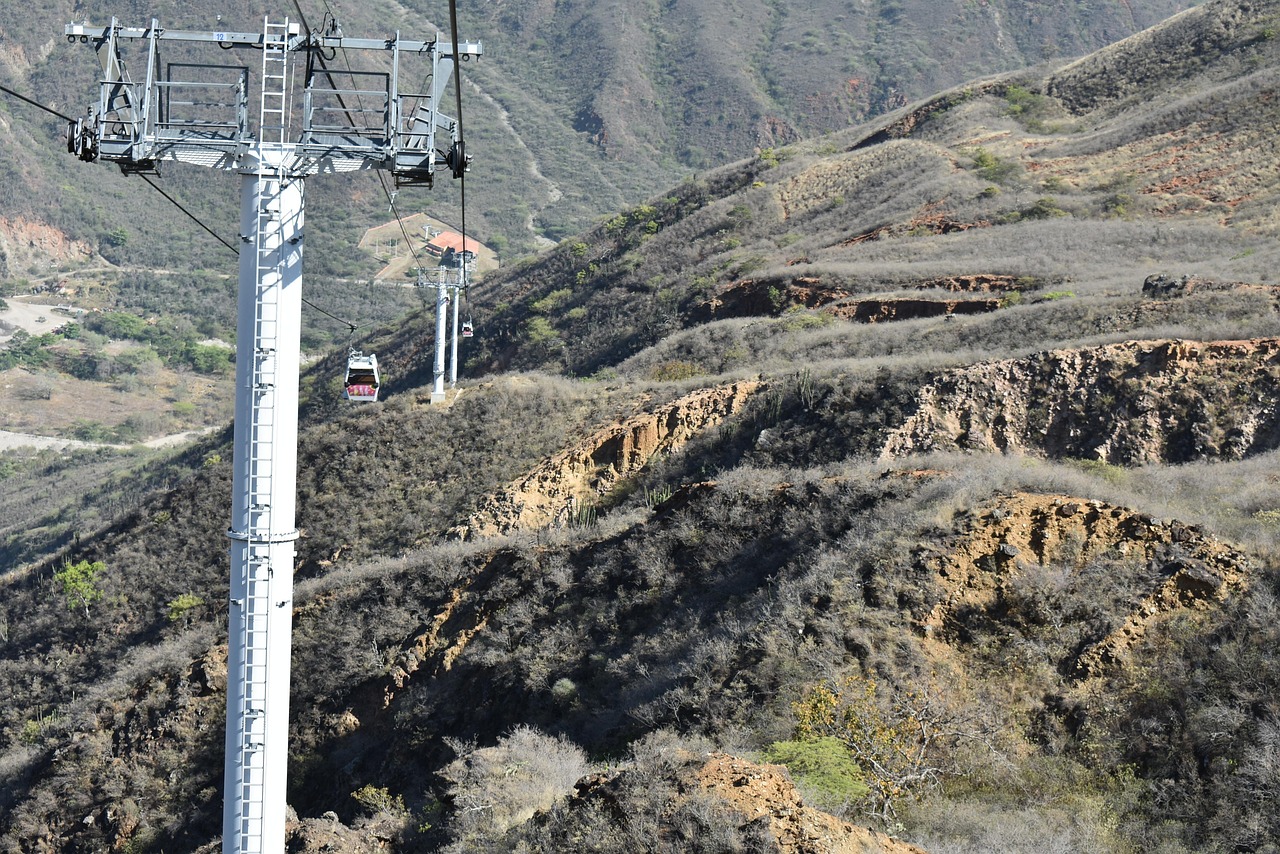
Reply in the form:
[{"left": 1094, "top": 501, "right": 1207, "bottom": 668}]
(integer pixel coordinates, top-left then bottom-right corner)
[
  {"left": 923, "top": 491, "right": 1250, "bottom": 678},
  {"left": 697, "top": 755, "right": 929, "bottom": 854},
  {"left": 563, "top": 752, "right": 928, "bottom": 854},
  {"left": 455, "top": 380, "right": 763, "bottom": 538},
  {"left": 884, "top": 338, "right": 1280, "bottom": 464},
  {"left": 0, "top": 217, "right": 95, "bottom": 278}
]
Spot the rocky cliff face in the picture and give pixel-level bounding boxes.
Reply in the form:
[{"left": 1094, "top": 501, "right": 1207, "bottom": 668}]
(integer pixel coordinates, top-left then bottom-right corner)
[
  {"left": 883, "top": 338, "right": 1280, "bottom": 464},
  {"left": 0, "top": 217, "right": 95, "bottom": 278},
  {"left": 455, "top": 381, "right": 764, "bottom": 538},
  {"left": 689, "top": 274, "right": 1004, "bottom": 324}
]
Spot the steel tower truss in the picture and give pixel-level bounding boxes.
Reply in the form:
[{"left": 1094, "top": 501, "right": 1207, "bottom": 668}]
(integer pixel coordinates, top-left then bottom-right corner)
[
  {"left": 64, "top": 15, "right": 480, "bottom": 854},
  {"left": 65, "top": 17, "right": 481, "bottom": 182}
]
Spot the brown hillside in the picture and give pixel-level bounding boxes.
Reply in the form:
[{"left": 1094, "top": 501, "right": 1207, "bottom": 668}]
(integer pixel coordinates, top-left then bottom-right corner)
[{"left": 9, "top": 2, "right": 1280, "bottom": 852}]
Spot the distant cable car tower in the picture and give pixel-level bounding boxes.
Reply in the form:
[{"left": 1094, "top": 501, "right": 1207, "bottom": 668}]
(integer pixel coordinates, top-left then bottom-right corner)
[
  {"left": 421, "top": 242, "right": 474, "bottom": 402},
  {"left": 64, "top": 15, "right": 480, "bottom": 854}
]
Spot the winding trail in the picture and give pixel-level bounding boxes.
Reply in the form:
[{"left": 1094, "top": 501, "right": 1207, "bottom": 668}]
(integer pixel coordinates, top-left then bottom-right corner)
[
  {"left": 0, "top": 426, "right": 219, "bottom": 452},
  {"left": 465, "top": 79, "right": 562, "bottom": 249}
]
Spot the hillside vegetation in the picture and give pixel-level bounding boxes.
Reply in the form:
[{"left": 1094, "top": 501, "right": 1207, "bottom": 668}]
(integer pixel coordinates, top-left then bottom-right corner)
[{"left": 9, "top": 1, "right": 1280, "bottom": 852}]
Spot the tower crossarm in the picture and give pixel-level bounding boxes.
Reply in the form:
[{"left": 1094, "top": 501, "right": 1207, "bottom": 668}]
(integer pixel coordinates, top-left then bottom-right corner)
[{"left": 65, "top": 19, "right": 481, "bottom": 180}]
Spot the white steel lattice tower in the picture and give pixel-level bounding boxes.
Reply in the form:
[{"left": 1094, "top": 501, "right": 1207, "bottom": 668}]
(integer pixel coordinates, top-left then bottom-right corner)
[{"left": 64, "top": 14, "right": 480, "bottom": 854}]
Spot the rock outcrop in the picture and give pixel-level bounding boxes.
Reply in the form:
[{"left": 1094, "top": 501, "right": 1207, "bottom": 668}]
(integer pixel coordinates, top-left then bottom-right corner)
[
  {"left": 1140, "top": 274, "right": 1271, "bottom": 298},
  {"left": 826, "top": 298, "right": 1000, "bottom": 323},
  {"left": 840, "top": 209, "right": 992, "bottom": 246},
  {"left": 563, "top": 753, "right": 928, "bottom": 854},
  {"left": 456, "top": 381, "right": 764, "bottom": 537},
  {"left": 0, "top": 216, "right": 95, "bottom": 278},
  {"left": 883, "top": 338, "right": 1280, "bottom": 464},
  {"left": 690, "top": 276, "right": 1007, "bottom": 322},
  {"left": 910, "top": 274, "right": 1020, "bottom": 293},
  {"left": 697, "top": 755, "right": 929, "bottom": 854},
  {"left": 689, "top": 277, "right": 853, "bottom": 321}
]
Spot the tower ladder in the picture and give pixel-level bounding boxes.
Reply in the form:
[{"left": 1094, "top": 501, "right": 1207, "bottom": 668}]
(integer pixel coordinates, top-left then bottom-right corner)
[
  {"left": 259, "top": 18, "right": 291, "bottom": 146},
  {"left": 228, "top": 18, "right": 293, "bottom": 853}
]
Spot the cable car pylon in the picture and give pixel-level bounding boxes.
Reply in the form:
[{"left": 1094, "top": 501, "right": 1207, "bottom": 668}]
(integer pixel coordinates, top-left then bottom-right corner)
[
  {"left": 64, "top": 14, "right": 480, "bottom": 854},
  {"left": 420, "top": 242, "right": 474, "bottom": 403}
]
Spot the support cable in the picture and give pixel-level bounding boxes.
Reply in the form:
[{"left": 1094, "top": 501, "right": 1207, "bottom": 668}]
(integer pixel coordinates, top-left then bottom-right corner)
[
  {"left": 311, "top": 40, "right": 419, "bottom": 269},
  {"left": 0, "top": 83, "right": 248, "bottom": 262},
  {"left": 379, "top": 171, "right": 427, "bottom": 272},
  {"left": 299, "top": 0, "right": 429, "bottom": 276},
  {"left": 293, "top": 0, "right": 412, "bottom": 325},
  {"left": 138, "top": 176, "right": 358, "bottom": 329},
  {"left": 298, "top": 0, "right": 455, "bottom": 284},
  {"left": 303, "top": 295, "right": 361, "bottom": 329},
  {"left": 289, "top": 0, "right": 315, "bottom": 42},
  {"left": 139, "top": 174, "right": 240, "bottom": 255},
  {"left": 313, "top": 0, "right": 340, "bottom": 27},
  {"left": 333, "top": 41, "right": 428, "bottom": 273},
  {"left": 448, "top": 0, "right": 471, "bottom": 307},
  {"left": 0, "top": 83, "right": 75, "bottom": 122}
]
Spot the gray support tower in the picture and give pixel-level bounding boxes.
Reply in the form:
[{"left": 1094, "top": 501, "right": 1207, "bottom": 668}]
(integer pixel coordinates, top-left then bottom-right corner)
[{"left": 64, "top": 15, "right": 480, "bottom": 854}]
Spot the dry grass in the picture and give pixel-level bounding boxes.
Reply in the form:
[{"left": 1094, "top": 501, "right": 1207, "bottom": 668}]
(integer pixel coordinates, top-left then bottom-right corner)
[{"left": 0, "top": 366, "right": 232, "bottom": 440}]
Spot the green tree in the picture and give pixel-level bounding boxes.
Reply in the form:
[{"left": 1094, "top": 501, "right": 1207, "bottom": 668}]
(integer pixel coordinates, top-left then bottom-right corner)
[
  {"left": 524, "top": 316, "right": 560, "bottom": 346},
  {"left": 89, "top": 312, "right": 149, "bottom": 342},
  {"left": 764, "top": 737, "right": 870, "bottom": 810},
  {"left": 967, "top": 146, "right": 1020, "bottom": 184},
  {"left": 167, "top": 593, "right": 205, "bottom": 624},
  {"left": 55, "top": 559, "right": 106, "bottom": 618},
  {"left": 183, "top": 342, "right": 233, "bottom": 374}
]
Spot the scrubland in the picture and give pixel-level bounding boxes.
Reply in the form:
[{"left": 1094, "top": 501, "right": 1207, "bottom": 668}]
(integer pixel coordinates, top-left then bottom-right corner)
[{"left": 6, "top": 1, "right": 1280, "bottom": 852}]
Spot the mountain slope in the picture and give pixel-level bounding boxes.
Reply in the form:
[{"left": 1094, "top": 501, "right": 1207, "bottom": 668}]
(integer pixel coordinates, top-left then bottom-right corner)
[
  {"left": 0, "top": 0, "right": 1202, "bottom": 264},
  {"left": 8, "top": 1, "right": 1280, "bottom": 852},
  {"left": 459, "top": 0, "right": 1280, "bottom": 378}
]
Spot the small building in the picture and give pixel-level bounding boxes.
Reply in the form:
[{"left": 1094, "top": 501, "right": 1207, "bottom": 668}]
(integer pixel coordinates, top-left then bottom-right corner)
[{"left": 423, "top": 231, "right": 479, "bottom": 259}]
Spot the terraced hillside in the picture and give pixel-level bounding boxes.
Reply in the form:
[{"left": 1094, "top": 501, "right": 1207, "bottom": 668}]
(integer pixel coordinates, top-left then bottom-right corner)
[{"left": 7, "top": 1, "right": 1280, "bottom": 852}]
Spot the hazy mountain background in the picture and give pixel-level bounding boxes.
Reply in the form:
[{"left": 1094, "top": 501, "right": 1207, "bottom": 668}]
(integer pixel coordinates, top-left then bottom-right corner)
[
  {"left": 1, "top": 0, "right": 1200, "bottom": 261},
  {"left": 17, "top": 1, "right": 1280, "bottom": 853}
]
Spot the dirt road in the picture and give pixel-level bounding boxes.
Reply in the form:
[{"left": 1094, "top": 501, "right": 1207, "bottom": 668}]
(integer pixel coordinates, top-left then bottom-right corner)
[
  {"left": 0, "top": 426, "right": 219, "bottom": 453},
  {"left": 0, "top": 429, "right": 95, "bottom": 451}
]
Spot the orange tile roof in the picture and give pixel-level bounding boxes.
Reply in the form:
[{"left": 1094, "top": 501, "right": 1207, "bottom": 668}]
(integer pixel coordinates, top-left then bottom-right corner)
[{"left": 425, "top": 231, "right": 479, "bottom": 255}]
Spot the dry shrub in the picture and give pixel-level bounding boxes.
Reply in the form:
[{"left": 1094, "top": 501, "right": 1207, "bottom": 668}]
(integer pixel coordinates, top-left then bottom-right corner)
[{"left": 441, "top": 725, "right": 589, "bottom": 845}]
